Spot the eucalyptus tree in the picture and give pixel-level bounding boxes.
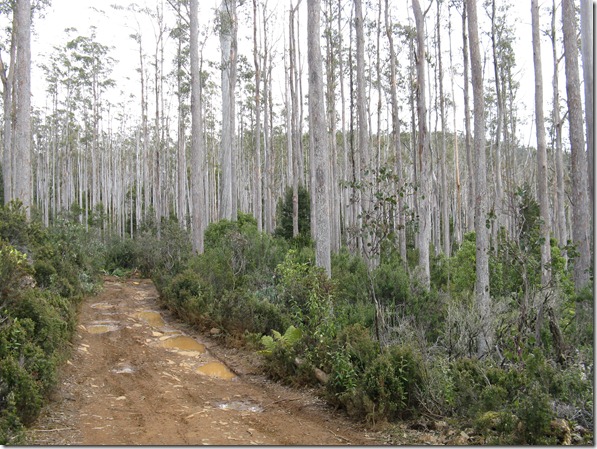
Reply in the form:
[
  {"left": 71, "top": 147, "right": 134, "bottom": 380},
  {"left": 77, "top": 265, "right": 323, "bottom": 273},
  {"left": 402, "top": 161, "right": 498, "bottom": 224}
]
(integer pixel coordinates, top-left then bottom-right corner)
[
  {"left": 190, "top": 0, "right": 205, "bottom": 254},
  {"left": 436, "top": 0, "right": 450, "bottom": 256},
  {"left": 384, "top": 0, "right": 406, "bottom": 264},
  {"left": 252, "top": 0, "right": 263, "bottom": 231},
  {"left": 466, "top": 0, "right": 491, "bottom": 356},
  {"left": 580, "top": 0, "right": 593, "bottom": 213},
  {"left": 168, "top": 0, "right": 190, "bottom": 230},
  {"left": 548, "top": 0, "right": 567, "bottom": 250},
  {"left": 0, "top": 0, "right": 32, "bottom": 214},
  {"left": 354, "top": 0, "right": 368, "bottom": 254},
  {"left": 14, "top": 0, "right": 31, "bottom": 217},
  {"left": 308, "top": 0, "right": 331, "bottom": 275},
  {"left": 412, "top": 0, "right": 431, "bottom": 288},
  {"left": 219, "top": 0, "right": 238, "bottom": 221},
  {"left": 530, "top": 0, "right": 552, "bottom": 341},
  {"left": 562, "top": 0, "right": 591, "bottom": 292},
  {"left": 0, "top": 1, "right": 16, "bottom": 206}
]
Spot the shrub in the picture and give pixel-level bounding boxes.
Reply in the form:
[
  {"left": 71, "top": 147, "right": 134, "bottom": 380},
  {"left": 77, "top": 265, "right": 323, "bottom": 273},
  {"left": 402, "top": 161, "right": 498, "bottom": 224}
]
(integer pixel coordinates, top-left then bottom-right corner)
[
  {"left": 361, "top": 345, "right": 424, "bottom": 420},
  {"left": 331, "top": 248, "right": 369, "bottom": 305},
  {"left": 372, "top": 254, "right": 410, "bottom": 308},
  {"left": 0, "top": 241, "right": 30, "bottom": 301},
  {"left": 274, "top": 186, "right": 311, "bottom": 247},
  {"left": 516, "top": 384, "right": 556, "bottom": 444}
]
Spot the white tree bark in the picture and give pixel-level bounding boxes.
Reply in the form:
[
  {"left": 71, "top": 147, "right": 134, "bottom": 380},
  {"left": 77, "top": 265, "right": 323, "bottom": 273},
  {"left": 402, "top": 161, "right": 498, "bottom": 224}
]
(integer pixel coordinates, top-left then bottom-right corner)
[
  {"left": 14, "top": 0, "right": 32, "bottom": 217},
  {"left": 308, "top": 0, "right": 331, "bottom": 275},
  {"left": 562, "top": 0, "right": 591, "bottom": 292},
  {"left": 190, "top": 0, "right": 205, "bottom": 254},
  {"left": 219, "top": 0, "right": 238, "bottom": 221},
  {"left": 412, "top": 0, "right": 431, "bottom": 288},
  {"left": 580, "top": 0, "right": 593, "bottom": 215},
  {"left": 531, "top": 0, "right": 552, "bottom": 339},
  {"left": 466, "top": 0, "right": 491, "bottom": 356}
]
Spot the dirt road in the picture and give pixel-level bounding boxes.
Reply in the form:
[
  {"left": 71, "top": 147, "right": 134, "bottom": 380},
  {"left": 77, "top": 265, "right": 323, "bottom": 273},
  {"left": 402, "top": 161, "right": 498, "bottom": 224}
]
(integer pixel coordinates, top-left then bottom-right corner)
[{"left": 26, "top": 276, "right": 386, "bottom": 445}]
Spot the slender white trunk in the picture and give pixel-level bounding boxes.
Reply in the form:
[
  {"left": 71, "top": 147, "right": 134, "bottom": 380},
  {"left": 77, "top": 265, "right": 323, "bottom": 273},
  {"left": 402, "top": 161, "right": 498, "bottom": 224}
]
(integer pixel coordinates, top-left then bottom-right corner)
[
  {"left": 562, "top": 0, "right": 591, "bottom": 292},
  {"left": 308, "top": 0, "right": 331, "bottom": 275},
  {"left": 190, "top": 0, "right": 205, "bottom": 254},
  {"left": 14, "top": 0, "right": 31, "bottom": 217},
  {"left": 466, "top": 0, "right": 491, "bottom": 357}
]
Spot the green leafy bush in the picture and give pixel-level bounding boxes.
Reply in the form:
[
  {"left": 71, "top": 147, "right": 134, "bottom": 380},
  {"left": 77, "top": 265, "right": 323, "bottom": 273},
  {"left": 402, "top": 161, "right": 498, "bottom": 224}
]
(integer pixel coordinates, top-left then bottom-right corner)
[
  {"left": 274, "top": 186, "right": 311, "bottom": 247},
  {"left": 0, "top": 203, "right": 102, "bottom": 443},
  {"left": 361, "top": 345, "right": 423, "bottom": 420}
]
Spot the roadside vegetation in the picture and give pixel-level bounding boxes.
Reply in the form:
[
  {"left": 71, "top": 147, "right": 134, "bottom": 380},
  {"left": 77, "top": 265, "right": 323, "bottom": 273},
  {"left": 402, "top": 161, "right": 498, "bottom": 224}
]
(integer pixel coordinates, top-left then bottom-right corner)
[
  {"left": 101, "top": 189, "right": 593, "bottom": 445},
  {"left": 0, "top": 188, "right": 592, "bottom": 445},
  {"left": 0, "top": 203, "right": 103, "bottom": 444}
]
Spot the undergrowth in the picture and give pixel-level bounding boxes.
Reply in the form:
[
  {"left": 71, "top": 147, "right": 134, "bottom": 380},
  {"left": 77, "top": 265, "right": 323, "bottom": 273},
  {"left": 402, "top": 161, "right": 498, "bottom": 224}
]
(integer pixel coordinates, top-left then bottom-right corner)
[
  {"left": 0, "top": 202, "right": 102, "bottom": 444},
  {"left": 103, "top": 205, "right": 593, "bottom": 444}
]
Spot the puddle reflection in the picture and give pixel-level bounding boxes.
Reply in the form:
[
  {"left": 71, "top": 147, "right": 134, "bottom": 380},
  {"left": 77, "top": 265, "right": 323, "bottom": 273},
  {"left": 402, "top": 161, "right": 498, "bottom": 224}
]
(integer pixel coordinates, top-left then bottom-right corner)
[
  {"left": 196, "top": 361, "right": 236, "bottom": 380},
  {"left": 160, "top": 336, "right": 206, "bottom": 353},
  {"left": 87, "top": 324, "right": 119, "bottom": 334},
  {"left": 136, "top": 311, "right": 165, "bottom": 327},
  {"left": 216, "top": 401, "right": 263, "bottom": 412}
]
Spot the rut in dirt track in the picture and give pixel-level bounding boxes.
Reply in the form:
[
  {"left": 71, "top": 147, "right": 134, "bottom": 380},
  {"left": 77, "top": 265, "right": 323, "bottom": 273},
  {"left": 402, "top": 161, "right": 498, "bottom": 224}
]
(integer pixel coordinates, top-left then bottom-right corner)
[{"left": 27, "top": 276, "right": 385, "bottom": 445}]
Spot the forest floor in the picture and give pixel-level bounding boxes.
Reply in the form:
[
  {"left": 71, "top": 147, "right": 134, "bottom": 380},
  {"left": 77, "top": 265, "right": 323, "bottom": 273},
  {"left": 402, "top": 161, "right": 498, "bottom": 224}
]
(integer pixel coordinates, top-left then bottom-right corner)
[{"left": 25, "top": 276, "right": 472, "bottom": 445}]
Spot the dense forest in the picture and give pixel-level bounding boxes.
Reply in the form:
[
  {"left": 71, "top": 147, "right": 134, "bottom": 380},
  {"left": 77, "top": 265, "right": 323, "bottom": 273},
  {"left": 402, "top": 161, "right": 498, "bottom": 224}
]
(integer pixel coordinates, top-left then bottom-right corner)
[{"left": 0, "top": 0, "right": 593, "bottom": 444}]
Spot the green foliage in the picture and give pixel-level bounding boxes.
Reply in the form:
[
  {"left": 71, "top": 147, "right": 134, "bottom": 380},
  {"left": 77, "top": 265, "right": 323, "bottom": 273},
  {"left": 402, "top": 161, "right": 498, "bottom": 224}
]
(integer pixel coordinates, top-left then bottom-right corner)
[
  {"left": 134, "top": 218, "right": 193, "bottom": 281},
  {"left": 331, "top": 248, "right": 369, "bottom": 305},
  {"left": 104, "top": 236, "right": 139, "bottom": 273},
  {"left": 516, "top": 384, "right": 555, "bottom": 444},
  {"left": 106, "top": 194, "right": 591, "bottom": 441},
  {"left": 260, "top": 325, "right": 302, "bottom": 356},
  {"left": 372, "top": 254, "right": 410, "bottom": 307},
  {"left": 0, "top": 203, "right": 101, "bottom": 442},
  {"left": 449, "top": 232, "right": 477, "bottom": 294},
  {"left": 274, "top": 186, "right": 311, "bottom": 247},
  {"left": 275, "top": 249, "right": 334, "bottom": 337},
  {"left": 0, "top": 241, "right": 30, "bottom": 301},
  {"left": 361, "top": 345, "right": 423, "bottom": 419}
]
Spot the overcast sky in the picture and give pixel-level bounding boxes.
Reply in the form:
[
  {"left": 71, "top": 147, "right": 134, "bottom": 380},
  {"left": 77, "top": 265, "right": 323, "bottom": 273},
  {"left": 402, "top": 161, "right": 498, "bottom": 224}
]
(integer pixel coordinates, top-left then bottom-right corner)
[{"left": 26, "top": 0, "right": 593, "bottom": 150}]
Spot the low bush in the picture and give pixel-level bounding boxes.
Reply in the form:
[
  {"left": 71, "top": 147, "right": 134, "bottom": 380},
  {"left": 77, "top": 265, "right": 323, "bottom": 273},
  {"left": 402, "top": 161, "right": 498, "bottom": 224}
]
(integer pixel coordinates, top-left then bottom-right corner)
[{"left": 0, "top": 204, "right": 102, "bottom": 443}]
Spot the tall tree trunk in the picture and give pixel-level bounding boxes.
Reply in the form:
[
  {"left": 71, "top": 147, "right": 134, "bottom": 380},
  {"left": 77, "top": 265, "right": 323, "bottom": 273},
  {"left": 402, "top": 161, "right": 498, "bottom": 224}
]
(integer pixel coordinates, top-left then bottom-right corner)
[
  {"left": 325, "top": 0, "right": 340, "bottom": 253},
  {"left": 490, "top": 0, "right": 504, "bottom": 246},
  {"left": 262, "top": 12, "right": 273, "bottom": 234},
  {"left": 462, "top": 3, "right": 474, "bottom": 233},
  {"left": 14, "top": 0, "right": 31, "bottom": 217},
  {"left": 562, "top": 0, "right": 591, "bottom": 292},
  {"left": 190, "top": 0, "right": 205, "bottom": 254},
  {"left": 531, "top": 0, "right": 553, "bottom": 343},
  {"left": 338, "top": 0, "right": 351, "bottom": 241},
  {"left": 437, "top": 0, "right": 450, "bottom": 257},
  {"left": 412, "top": 0, "right": 431, "bottom": 288},
  {"left": 355, "top": 0, "right": 368, "bottom": 254},
  {"left": 289, "top": 4, "right": 300, "bottom": 238},
  {"left": 219, "top": 0, "right": 238, "bottom": 221},
  {"left": 308, "top": 0, "right": 331, "bottom": 275},
  {"left": 550, "top": 0, "right": 567, "bottom": 251},
  {"left": 580, "top": 0, "right": 593, "bottom": 218},
  {"left": 253, "top": 0, "right": 263, "bottom": 231},
  {"left": 466, "top": 0, "right": 491, "bottom": 357},
  {"left": 0, "top": 20, "right": 15, "bottom": 205},
  {"left": 448, "top": 3, "right": 462, "bottom": 246},
  {"left": 175, "top": 12, "right": 187, "bottom": 230},
  {"left": 384, "top": 0, "right": 406, "bottom": 265}
]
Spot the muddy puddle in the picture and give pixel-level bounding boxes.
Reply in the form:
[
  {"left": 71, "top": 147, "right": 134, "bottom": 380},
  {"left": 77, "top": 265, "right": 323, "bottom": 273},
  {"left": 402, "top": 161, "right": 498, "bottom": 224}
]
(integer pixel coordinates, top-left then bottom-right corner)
[
  {"left": 136, "top": 311, "right": 166, "bottom": 327},
  {"left": 90, "top": 303, "right": 114, "bottom": 310},
  {"left": 216, "top": 401, "right": 263, "bottom": 413},
  {"left": 196, "top": 361, "right": 236, "bottom": 380},
  {"left": 159, "top": 336, "right": 206, "bottom": 353},
  {"left": 86, "top": 323, "right": 119, "bottom": 334},
  {"left": 111, "top": 363, "right": 136, "bottom": 374}
]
